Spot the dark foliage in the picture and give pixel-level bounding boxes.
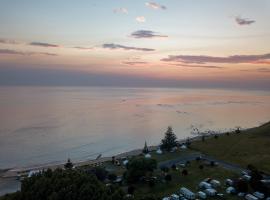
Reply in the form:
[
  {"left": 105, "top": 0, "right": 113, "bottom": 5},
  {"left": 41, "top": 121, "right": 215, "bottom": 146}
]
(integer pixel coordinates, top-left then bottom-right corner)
[
  {"left": 1, "top": 168, "right": 125, "bottom": 200},
  {"left": 160, "top": 126, "right": 178, "bottom": 151},
  {"left": 87, "top": 167, "right": 108, "bottom": 181},
  {"left": 164, "top": 174, "right": 172, "bottom": 182},
  {"left": 64, "top": 158, "right": 73, "bottom": 169},
  {"left": 125, "top": 158, "right": 157, "bottom": 183},
  {"left": 182, "top": 169, "right": 188, "bottom": 176}
]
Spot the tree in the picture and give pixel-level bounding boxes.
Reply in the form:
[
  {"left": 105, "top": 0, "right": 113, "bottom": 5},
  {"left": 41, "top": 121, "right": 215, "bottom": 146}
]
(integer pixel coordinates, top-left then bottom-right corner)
[
  {"left": 182, "top": 169, "right": 188, "bottom": 176},
  {"left": 5, "top": 168, "right": 125, "bottom": 200},
  {"left": 160, "top": 166, "right": 169, "bottom": 173},
  {"left": 199, "top": 165, "right": 204, "bottom": 170},
  {"left": 165, "top": 174, "right": 172, "bottom": 182},
  {"left": 127, "top": 185, "right": 135, "bottom": 195},
  {"left": 88, "top": 167, "right": 108, "bottom": 181},
  {"left": 142, "top": 141, "right": 149, "bottom": 154},
  {"left": 160, "top": 126, "right": 178, "bottom": 151},
  {"left": 108, "top": 173, "right": 117, "bottom": 182},
  {"left": 171, "top": 164, "right": 177, "bottom": 170},
  {"left": 64, "top": 158, "right": 73, "bottom": 169},
  {"left": 235, "top": 179, "right": 248, "bottom": 193},
  {"left": 125, "top": 157, "right": 157, "bottom": 183}
]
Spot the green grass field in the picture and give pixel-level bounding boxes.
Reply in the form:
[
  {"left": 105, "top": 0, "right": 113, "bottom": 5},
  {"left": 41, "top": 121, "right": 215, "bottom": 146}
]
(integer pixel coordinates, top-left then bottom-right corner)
[
  {"left": 133, "top": 161, "right": 239, "bottom": 199},
  {"left": 190, "top": 122, "right": 270, "bottom": 173}
]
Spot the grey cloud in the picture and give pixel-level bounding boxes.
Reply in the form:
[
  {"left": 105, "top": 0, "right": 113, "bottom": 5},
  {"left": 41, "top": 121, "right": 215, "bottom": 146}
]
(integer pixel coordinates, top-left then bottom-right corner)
[
  {"left": 122, "top": 61, "right": 148, "bottom": 65},
  {"left": 73, "top": 46, "right": 93, "bottom": 50},
  {"left": 113, "top": 7, "right": 128, "bottom": 14},
  {"left": 130, "top": 30, "right": 168, "bottom": 39},
  {"left": 103, "top": 43, "right": 155, "bottom": 51},
  {"left": 161, "top": 53, "right": 270, "bottom": 64},
  {"left": 235, "top": 16, "right": 255, "bottom": 26},
  {"left": 172, "top": 63, "right": 224, "bottom": 69},
  {"left": 0, "top": 39, "right": 20, "bottom": 44},
  {"left": 29, "top": 42, "right": 60, "bottom": 48},
  {"left": 0, "top": 48, "right": 57, "bottom": 56},
  {"left": 145, "top": 2, "right": 166, "bottom": 10}
]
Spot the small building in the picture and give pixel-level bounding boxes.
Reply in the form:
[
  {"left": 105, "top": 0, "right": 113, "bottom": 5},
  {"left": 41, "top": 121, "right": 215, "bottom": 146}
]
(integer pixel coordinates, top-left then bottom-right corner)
[
  {"left": 123, "top": 159, "right": 129, "bottom": 165},
  {"left": 171, "top": 194, "right": 180, "bottom": 200},
  {"left": 210, "top": 179, "right": 221, "bottom": 188},
  {"left": 180, "top": 145, "right": 187, "bottom": 149},
  {"left": 225, "top": 179, "right": 234, "bottom": 186},
  {"left": 253, "top": 192, "right": 264, "bottom": 199},
  {"left": 205, "top": 188, "right": 217, "bottom": 196},
  {"left": 180, "top": 187, "right": 195, "bottom": 200},
  {"left": 226, "top": 186, "right": 236, "bottom": 194},
  {"left": 245, "top": 194, "right": 258, "bottom": 200},
  {"left": 162, "top": 197, "right": 170, "bottom": 200},
  {"left": 197, "top": 191, "right": 207, "bottom": 199},
  {"left": 28, "top": 170, "right": 41, "bottom": 178},
  {"left": 238, "top": 192, "right": 246, "bottom": 197},
  {"left": 243, "top": 175, "right": 251, "bottom": 181},
  {"left": 199, "top": 181, "right": 212, "bottom": 189},
  {"left": 156, "top": 148, "right": 163, "bottom": 154},
  {"left": 145, "top": 153, "right": 151, "bottom": 158}
]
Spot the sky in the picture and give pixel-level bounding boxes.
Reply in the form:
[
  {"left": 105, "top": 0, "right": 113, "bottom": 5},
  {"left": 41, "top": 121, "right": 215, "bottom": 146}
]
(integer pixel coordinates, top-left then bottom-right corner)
[{"left": 0, "top": 0, "right": 270, "bottom": 89}]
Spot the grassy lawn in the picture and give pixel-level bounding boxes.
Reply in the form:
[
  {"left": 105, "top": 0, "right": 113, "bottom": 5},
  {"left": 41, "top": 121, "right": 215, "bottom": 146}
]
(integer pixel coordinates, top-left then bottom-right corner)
[
  {"left": 190, "top": 122, "right": 270, "bottom": 173},
  {"left": 133, "top": 161, "right": 239, "bottom": 199},
  {"left": 139, "top": 149, "right": 199, "bottom": 163}
]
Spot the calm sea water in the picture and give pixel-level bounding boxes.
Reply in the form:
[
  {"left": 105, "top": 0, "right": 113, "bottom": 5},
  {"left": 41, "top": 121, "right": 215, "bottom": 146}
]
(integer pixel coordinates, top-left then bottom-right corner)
[{"left": 0, "top": 86, "right": 269, "bottom": 169}]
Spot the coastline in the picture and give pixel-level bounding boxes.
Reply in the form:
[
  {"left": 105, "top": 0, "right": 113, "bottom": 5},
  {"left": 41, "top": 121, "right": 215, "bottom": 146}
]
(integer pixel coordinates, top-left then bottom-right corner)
[{"left": 1, "top": 136, "right": 202, "bottom": 179}]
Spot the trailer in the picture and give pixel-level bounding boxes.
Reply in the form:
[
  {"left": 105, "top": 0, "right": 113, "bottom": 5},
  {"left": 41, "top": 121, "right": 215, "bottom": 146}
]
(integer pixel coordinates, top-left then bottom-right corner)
[{"left": 180, "top": 187, "right": 195, "bottom": 200}]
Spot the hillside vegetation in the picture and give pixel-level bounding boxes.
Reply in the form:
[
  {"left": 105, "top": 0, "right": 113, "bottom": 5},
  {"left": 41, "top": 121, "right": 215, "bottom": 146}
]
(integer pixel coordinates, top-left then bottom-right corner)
[{"left": 191, "top": 122, "right": 270, "bottom": 173}]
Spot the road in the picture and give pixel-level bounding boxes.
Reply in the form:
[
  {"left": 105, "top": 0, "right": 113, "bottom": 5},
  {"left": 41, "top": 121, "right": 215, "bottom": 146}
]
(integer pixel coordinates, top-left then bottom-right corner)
[{"left": 158, "top": 152, "right": 246, "bottom": 172}]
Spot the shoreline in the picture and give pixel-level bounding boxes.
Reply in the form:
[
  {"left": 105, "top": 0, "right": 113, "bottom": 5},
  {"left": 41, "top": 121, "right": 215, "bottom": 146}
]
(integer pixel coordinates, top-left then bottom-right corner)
[
  {"left": 1, "top": 136, "right": 198, "bottom": 178},
  {"left": 1, "top": 122, "right": 257, "bottom": 178}
]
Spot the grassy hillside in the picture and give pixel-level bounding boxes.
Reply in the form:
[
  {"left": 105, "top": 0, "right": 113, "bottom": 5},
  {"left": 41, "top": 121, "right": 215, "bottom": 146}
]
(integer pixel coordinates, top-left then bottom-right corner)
[{"left": 191, "top": 122, "right": 270, "bottom": 173}]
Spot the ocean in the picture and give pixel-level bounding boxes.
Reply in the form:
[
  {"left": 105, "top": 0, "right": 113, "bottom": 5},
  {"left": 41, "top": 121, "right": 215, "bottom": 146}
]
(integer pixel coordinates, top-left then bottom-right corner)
[{"left": 0, "top": 86, "right": 269, "bottom": 169}]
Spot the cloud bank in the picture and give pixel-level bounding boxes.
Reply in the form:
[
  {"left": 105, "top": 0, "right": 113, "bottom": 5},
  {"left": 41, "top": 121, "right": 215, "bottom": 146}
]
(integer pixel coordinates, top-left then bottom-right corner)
[
  {"left": 122, "top": 61, "right": 148, "bottom": 65},
  {"left": 136, "top": 16, "right": 146, "bottom": 23},
  {"left": 130, "top": 30, "right": 168, "bottom": 39},
  {"left": 29, "top": 42, "right": 60, "bottom": 48},
  {"left": 113, "top": 7, "right": 128, "bottom": 14},
  {"left": 102, "top": 43, "right": 155, "bottom": 51},
  {"left": 162, "top": 53, "right": 270, "bottom": 64},
  {"left": 145, "top": 2, "right": 166, "bottom": 10},
  {"left": 0, "top": 49, "right": 57, "bottom": 56},
  {"left": 235, "top": 16, "right": 255, "bottom": 26}
]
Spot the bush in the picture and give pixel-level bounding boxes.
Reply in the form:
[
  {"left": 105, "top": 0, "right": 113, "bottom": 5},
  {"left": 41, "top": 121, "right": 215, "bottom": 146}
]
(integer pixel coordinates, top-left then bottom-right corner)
[
  {"left": 108, "top": 173, "right": 117, "bottom": 182},
  {"left": 4, "top": 168, "right": 125, "bottom": 200},
  {"left": 87, "top": 167, "right": 108, "bottom": 181},
  {"left": 125, "top": 158, "right": 157, "bottom": 183},
  {"left": 160, "top": 166, "right": 169, "bottom": 173},
  {"left": 165, "top": 174, "right": 172, "bottom": 182},
  {"left": 127, "top": 185, "right": 136, "bottom": 194},
  {"left": 182, "top": 169, "right": 188, "bottom": 176}
]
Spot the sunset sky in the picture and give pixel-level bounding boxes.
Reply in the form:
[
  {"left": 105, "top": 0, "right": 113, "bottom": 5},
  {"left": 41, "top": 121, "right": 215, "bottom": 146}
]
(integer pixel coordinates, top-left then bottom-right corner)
[{"left": 0, "top": 0, "right": 270, "bottom": 89}]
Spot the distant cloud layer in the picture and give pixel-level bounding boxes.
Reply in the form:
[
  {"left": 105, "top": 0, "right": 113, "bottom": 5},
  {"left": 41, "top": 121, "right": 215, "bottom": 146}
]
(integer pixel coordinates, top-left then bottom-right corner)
[
  {"left": 130, "top": 30, "right": 168, "bottom": 39},
  {"left": 145, "top": 2, "right": 166, "bottom": 10},
  {"left": 122, "top": 61, "right": 148, "bottom": 65},
  {"left": 0, "top": 39, "right": 20, "bottom": 44},
  {"left": 235, "top": 16, "right": 255, "bottom": 25},
  {"left": 102, "top": 43, "right": 155, "bottom": 51},
  {"left": 136, "top": 16, "right": 146, "bottom": 23},
  {"left": 172, "top": 63, "right": 224, "bottom": 69},
  {"left": 113, "top": 7, "right": 128, "bottom": 14},
  {"left": 0, "top": 48, "right": 57, "bottom": 56},
  {"left": 162, "top": 53, "right": 270, "bottom": 64},
  {"left": 73, "top": 46, "right": 93, "bottom": 50},
  {"left": 29, "top": 42, "right": 60, "bottom": 48}
]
